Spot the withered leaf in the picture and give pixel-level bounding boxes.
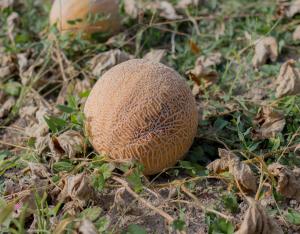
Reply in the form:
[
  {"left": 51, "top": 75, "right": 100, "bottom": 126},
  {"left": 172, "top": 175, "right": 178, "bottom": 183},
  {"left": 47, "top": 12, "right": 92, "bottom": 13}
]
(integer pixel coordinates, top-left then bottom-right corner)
[
  {"left": 25, "top": 105, "right": 49, "bottom": 138},
  {"left": 78, "top": 219, "right": 98, "bottom": 234},
  {"left": 17, "top": 53, "right": 30, "bottom": 75},
  {"left": 7, "top": 12, "right": 19, "bottom": 43},
  {"left": 0, "top": 52, "right": 16, "bottom": 78},
  {"left": 28, "top": 162, "right": 50, "bottom": 179},
  {"left": 275, "top": 59, "right": 300, "bottom": 98},
  {"left": 268, "top": 163, "right": 300, "bottom": 202},
  {"left": 286, "top": 0, "right": 300, "bottom": 18},
  {"left": 49, "top": 130, "right": 84, "bottom": 160},
  {"left": 143, "top": 49, "right": 166, "bottom": 63},
  {"left": 252, "top": 106, "right": 285, "bottom": 140},
  {"left": 293, "top": 25, "right": 300, "bottom": 41},
  {"left": 252, "top": 37, "right": 278, "bottom": 69},
  {"left": 187, "top": 52, "right": 221, "bottom": 95},
  {"left": 0, "top": 96, "right": 15, "bottom": 119},
  {"left": 159, "top": 1, "right": 183, "bottom": 20},
  {"left": 207, "top": 149, "right": 257, "bottom": 193},
  {"left": 0, "top": 0, "right": 13, "bottom": 9},
  {"left": 57, "top": 173, "right": 94, "bottom": 206},
  {"left": 176, "top": 0, "right": 199, "bottom": 9},
  {"left": 124, "top": 0, "right": 139, "bottom": 19},
  {"left": 235, "top": 198, "right": 284, "bottom": 234},
  {"left": 89, "top": 49, "right": 133, "bottom": 77},
  {"left": 56, "top": 78, "right": 92, "bottom": 105}
]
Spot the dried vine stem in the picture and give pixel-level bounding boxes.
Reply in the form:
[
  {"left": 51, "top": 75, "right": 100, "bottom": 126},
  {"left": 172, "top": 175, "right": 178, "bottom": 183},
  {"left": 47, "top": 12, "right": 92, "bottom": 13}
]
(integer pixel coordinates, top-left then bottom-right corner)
[
  {"left": 181, "top": 185, "right": 234, "bottom": 221},
  {"left": 112, "top": 176, "right": 175, "bottom": 224}
]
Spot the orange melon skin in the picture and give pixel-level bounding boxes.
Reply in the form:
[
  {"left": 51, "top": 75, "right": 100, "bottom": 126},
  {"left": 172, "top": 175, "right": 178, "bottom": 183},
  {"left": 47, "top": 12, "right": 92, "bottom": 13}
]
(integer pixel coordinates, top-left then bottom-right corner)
[
  {"left": 84, "top": 59, "right": 199, "bottom": 175},
  {"left": 49, "top": 0, "right": 120, "bottom": 36}
]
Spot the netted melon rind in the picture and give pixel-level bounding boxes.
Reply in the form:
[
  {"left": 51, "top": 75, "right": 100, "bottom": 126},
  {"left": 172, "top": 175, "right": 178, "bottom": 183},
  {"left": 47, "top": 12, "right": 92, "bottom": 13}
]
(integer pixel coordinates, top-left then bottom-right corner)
[
  {"left": 50, "top": 0, "right": 120, "bottom": 35},
  {"left": 84, "top": 59, "right": 198, "bottom": 175}
]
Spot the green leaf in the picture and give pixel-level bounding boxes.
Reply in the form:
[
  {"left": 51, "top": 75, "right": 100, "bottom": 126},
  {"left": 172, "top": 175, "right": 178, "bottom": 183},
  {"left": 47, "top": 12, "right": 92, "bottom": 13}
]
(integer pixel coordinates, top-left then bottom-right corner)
[
  {"left": 99, "top": 163, "right": 115, "bottom": 179},
  {"left": 213, "top": 118, "right": 229, "bottom": 131},
  {"left": 172, "top": 219, "right": 185, "bottom": 231},
  {"left": 222, "top": 193, "right": 238, "bottom": 213},
  {"left": 285, "top": 209, "right": 300, "bottom": 225},
  {"left": 0, "top": 150, "right": 12, "bottom": 160},
  {"left": 95, "top": 216, "right": 110, "bottom": 232},
  {"left": 44, "top": 115, "right": 67, "bottom": 133},
  {"left": 123, "top": 224, "right": 147, "bottom": 234},
  {"left": 53, "top": 161, "right": 74, "bottom": 172},
  {"left": 0, "top": 202, "right": 14, "bottom": 224},
  {"left": 126, "top": 170, "right": 143, "bottom": 193},
  {"left": 92, "top": 173, "right": 105, "bottom": 191},
  {"left": 206, "top": 213, "right": 234, "bottom": 234},
  {"left": 4, "top": 81, "right": 21, "bottom": 96},
  {"left": 179, "top": 161, "right": 207, "bottom": 176},
  {"left": 80, "top": 207, "right": 102, "bottom": 221},
  {"left": 56, "top": 104, "right": 76, "bottom": 114}
]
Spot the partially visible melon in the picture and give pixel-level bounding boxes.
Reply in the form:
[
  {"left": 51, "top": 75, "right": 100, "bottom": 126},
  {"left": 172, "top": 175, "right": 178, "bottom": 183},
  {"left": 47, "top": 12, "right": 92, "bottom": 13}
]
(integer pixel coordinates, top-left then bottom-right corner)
[{"left": 49, "top": 0, "right": 120, "bottom": 36}]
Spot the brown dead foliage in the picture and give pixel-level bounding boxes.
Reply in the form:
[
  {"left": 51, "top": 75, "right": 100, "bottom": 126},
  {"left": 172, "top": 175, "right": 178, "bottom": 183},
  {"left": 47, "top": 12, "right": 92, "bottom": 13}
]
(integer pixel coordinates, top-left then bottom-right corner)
[
  {"left": 252, "top": 37, "right": 278, "bottom": 69},
  {"left": 0, "top": 51, "right": 16, "bottom": 78},
  {"left": 0, "top": 0, "right": 14, "bottom": 9},
  {"left": 78, "top": 219, "right": 98, "bottom": 234},
  {"left": 207, "top": 149, "right": 257, "bottom": 194},
  {"left": 49, "top": 130, "right": 84, "bottom": 161},
  {"left": 286, "top": 0, "right": 300, "bottom": 18},
  {"left": 187, "top": 52, "right": 221, "bottom": 95},
  {"left": 124, "top": 0, "right": 140, "bottom": 19},
  {"left": 143, "top": 49, "right": 166, "bottom": 63},
  {"left": 52, "top": 173, "right": 95, "bottom": 215},
  {"left": 293, "top": 25, "right": 300, "bottom": 41},
  {"left": 89, "top": 49, "right": 134, "bottom": 77},
  {"left": 235, "top": 198, "right": 284, "bottom": 234},
  {"left": 158, "top": 1, "right": 183, "bottom": 20},
  {"left": 275, "top": 59, "right": 300, "bottom": 98},
  {"left": 176, "top": 0, "right": 199, "bottom": 9},
  {"left": 252, "top": 106, "right": 286, "bottom": 140},
  {"left": 28, "top": 162, "right": 51, "bottom": 179},
  {"left": 268, "top": 163, "right": 300, "bottom": 202}
]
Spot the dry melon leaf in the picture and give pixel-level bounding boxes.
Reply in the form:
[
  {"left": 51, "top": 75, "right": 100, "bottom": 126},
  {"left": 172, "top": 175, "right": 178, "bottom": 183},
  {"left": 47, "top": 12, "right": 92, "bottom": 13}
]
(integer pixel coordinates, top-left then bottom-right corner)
[
  {"left": 58, "top": 173, "right": 94, "bottom": 206},
  {"left": 293, "top": 25, "right": 300, "bottom": 41},
  {"left": 28, "top": 162, "right": 50, "bottom": 179},
  {"left": 25, "top": 105, "right": 49, "bottom": 138},
  {"left": 207, "top": 149, "right": 257, "bottom": 193},
  {"left": 124, "top": 0, "right": 139, "bottom": 19},
  {"left": 268, "top": 163, "right": 300, "bottom": 202},
  {"left": 252, "top": 106, "right": 286, "bottom": 140},
  {"left": 89, "top": 49, "right": 133, "bottom": 77},
  {"left": 0, "top": 52, "right": 16, "bottom": 78},
  {"left": 0, "top": 96, "right": 15, "bottom": 119},
  {"left": 143, "top": 49, "right": 166, "bottom": 63},
  {"left": 286, "top": 0, "right": 300, "bottom": 18},
  {"left": 176, "top": 0, "right": 199, "bottom": 9},
  {"left": 230, "top": 160, "right": 257, "bottom": 194},
  {"left": 78, "top": 219, "right": 98, "bottom": 234},
  {"left": 7, "top": 12, "right": 19, "bottom": 43},
  {"left": 235, "top": 198, "right": 284, "bottom": 234},
  {"left": 159, "top": 1, "right": 183, "bottom": 20},
  {"left": 275, "top": 59, "right": 300, "bottom": 98},
  {"left": 201, "top": 52, "right": 222, "bottom": 67},
  {"left": 0, "top": 0, "right": 14, "bottom": 9},
  {"left": 252, "top": 37, "right": 278, "bottom": 69},
  {"left": 57, "top": 78, "right": 92, "bottom": 105},
  {"left": 49, "top": 130, "right": 84, "bottom": 160},
  {"left": 187, "top": 52, "right": 221, "bottom": 94}
]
